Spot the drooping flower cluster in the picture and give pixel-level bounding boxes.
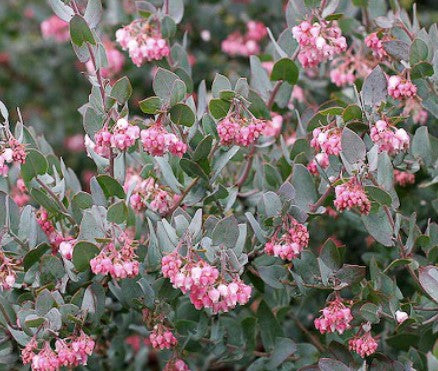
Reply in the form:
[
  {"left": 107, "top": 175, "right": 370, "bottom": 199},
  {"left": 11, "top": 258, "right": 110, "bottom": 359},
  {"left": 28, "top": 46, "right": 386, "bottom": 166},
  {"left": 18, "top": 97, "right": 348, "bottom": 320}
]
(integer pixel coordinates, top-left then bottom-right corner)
[
  {"left": 59, "top": 239, "right": 76, "bottom": 260},
  {"left": 161, "top": 252, "right": 251, "bottom": 313},
  {"left": 364, "top": 32, "right": 390, "bottom": 60},
  {"left": 89, "top": 232, "right": 139, "bottom": 279},
  {"left": 217, "top": 115, "right": 265, "bottom": 147},
  {"left": 149, "top": 325, "right": 178, "bottom": 350},
  {"left": 0, "top": 137, "right": 27, "bottom": 176},
  {"left": 86, "top": 41, "right": 125, "bottom": 79},
  {"left": 36, "top": 208, "right": 64, "bottom": 249},
  {"left": 164, "top": 358, "right": 190, "bottom": 371},
  {"left": 307, "top": 152, "right": 329, "bottom": 175},
  {"left": 314, "top": 297, "right": 353, "bottom": 334},
  {"left": 334, "top": 178, "right": 371, "bottom": 215},
  {"left": 91, "top": 118, "right": 140, "bottom": 158},
  {"left": 40, "top": 15, "right": 70, "bottom": 43},
  {"left": 348, "top": 331, "right": 378, "bottom": 358},
  {"left": 387, "top": 75, "right": 417, "bottom": 100},
  {"left": 264, "top": 217, "right": 309, "bottom": 261},
  {"left": 311, "top": 126, "right": 342, "bottom": 156},
  {"left": 263, "top": 113, "right": 283, "bottom": 138},
  {"left": 329, "top": 53, "right": 373, "bottom": 87},
  {"left": 221, "top": 21, "right": 267, "bottom": 57},
  {"left": 403, "top": 98, "right": 428, "bottom": 124},
  {"left": 292, "top": 20, "right": 347, "bottom": 68},
  {"left": 370, "top": 119, "right": 410, "bottom": 154},
  {"left": 0, "top": 251, "right": 18, "bottom": 290},
  {"left": 140, "top": 122, "right": 187, "bottom": 158},
  {"left": 394, "top": 170, "right": 415, "bottom": 187},
  {"left": 127, "top": 175, "right": 176, "bottom": 215},
  {"left": 22, "top": 333, "right": 95, "bottom": 371},
  {"left": 12, "top": 178, "right": 30, "bottom": 207},
  {"left": 116, "top": 20, "right": 170, "bottom": 66}
]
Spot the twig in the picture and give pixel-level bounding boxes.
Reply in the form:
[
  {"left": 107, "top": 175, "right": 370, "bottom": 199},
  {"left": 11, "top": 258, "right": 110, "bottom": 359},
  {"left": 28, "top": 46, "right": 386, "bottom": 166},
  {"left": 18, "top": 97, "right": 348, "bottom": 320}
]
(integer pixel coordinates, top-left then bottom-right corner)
[
  {"left": 36, "top": 178, "right": 77, "bottom": 228},
  {"left": 290, "top": 312, "right": 326, "bottom": 353},
  {"left": 236, "top": 145, "right": 256, "bottom": 189},
  {"left": 165, "top": 177, "right": 200, "bottom": 217},
  {"left": 267, "top": 81, "right": 282, "bottom": 110},
  {"left": 309, "top": 184, "right": 333, "bottom": 212}
]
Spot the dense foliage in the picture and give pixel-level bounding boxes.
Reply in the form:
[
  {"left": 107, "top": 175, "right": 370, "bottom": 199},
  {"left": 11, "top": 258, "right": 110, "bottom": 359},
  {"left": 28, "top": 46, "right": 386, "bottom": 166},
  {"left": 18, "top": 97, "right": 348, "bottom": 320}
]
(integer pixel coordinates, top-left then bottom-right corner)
[{"left": 0, "top": 0, "right": 438, "bottom": 370}]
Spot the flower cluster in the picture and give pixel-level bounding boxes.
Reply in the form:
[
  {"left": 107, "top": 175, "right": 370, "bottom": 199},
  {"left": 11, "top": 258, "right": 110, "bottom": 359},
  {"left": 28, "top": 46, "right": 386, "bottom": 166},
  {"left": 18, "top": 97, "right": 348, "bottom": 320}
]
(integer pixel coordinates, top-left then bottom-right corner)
[
  {"left": 311, "top": 126, "right": 342, "bottom": 156},
  {"left": 90, "top": 233, "right": 139, "bottom": 279},
  {"left": 365, "top": 32, "right": 390, "bottom": 60},
  {"left": 22, "top": 333, "right": 94, "bottom": 370},
  {"left": 91, "top": 118, "right": 140, "bottom": 158},
  {"left": 370, "top": 119, "right": 410, "bottom": 154},
  {"left": 0, "top": 251, "right": 17, "bottom": 290},
  {"left": 86, "top": 41, "right": 125, "bottom": 79},
  {"left": 164, "top": 359, "right": 190, "bottom": 371},
  {"left": 403, "top": 98, "right": 428, "bottom": 125},
  {"left": 161, "top": 252, "right": 251, "bottom": 313},
  {"left": 12, "top": 178, "right": 30, "bottom": 207},
  {"left": 264, "top": 217, "right": 309, "bottom": 261},
  {"left": 126, "top": 174, "right": 176, "bottom": 215},
  {"left": 292, "top": 20, "right": 347, "bottom": 68},
  {"left": 307, "top": 152, "right": 329, "bottom": 175},
  {"left": 140, "top": 122, "right": 187, "bottom": 158},
  {"left": 394, "top": 170, "right": 415, "bottom": 187},
  {"left": 314, "top": 297, "right": 353, "bottom": 334},
  {"left": 59, "top": 239, "right": 76, "bottom": 260},
  {"left": 0, "top": 138, "right": 27, "bottom": 176},
  {"left": 263, "top": 113, "right": 283, "bottom": 138},
  {"left": 348, "top": 331, "right": 378, "bottom": 358},
  {"left": 36, "top": 208, "right": 64, "bottom": 250},
  {"left": 387, "top": 75, "right": 417, "bottom": 100},
  {"left": 334, "top": 179, "right": 371, "bottom": 215},
  {"left": 217, "top": 115, "right": 265, "bottom": 147},
  {"left": 116, "top": 20, "right": 170, "bottom": 66},
  {"left": 221, "top": 21, "right": 267, "bottom": 57},
  {"left": 149, "top": 325, "right": 178, "bottom": 350},
  {"left": 329, "top": 54, "right": 373, "bottom": 87},
  {"left": 40, "top": 15, "right": 70, "bottom": 43}
]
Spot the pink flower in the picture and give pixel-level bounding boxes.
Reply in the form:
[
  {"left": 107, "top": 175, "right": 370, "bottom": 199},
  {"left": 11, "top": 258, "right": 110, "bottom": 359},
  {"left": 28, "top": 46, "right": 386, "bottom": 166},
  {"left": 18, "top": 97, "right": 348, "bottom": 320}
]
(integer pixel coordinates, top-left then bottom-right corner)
[
  {"left": 149, "top": 326, "right": 178, "bottom": 350},
  {"left": 263, "top": 113, "right": 283, "bottom": 137},
  {"left": 41, "top": 15, "right": 70, "bottom": 43},
  {"left": 221, "top": 21, "right": 267, "bottom": 57},
  {"left": 348, "top": 331, "right": 378, "bottom": 358},
  {"left": 64, "top": 134, "right": 85, "bottom": 153},
  {"left": 264, "top": 217, "right": 308, "bottom": 261},
  {"left": 86, "top": 41, "right": 125, "bottom": 78},
  {"left": 370, "top": 119, "right": 410, "bottom": 155},
  {"left": 161, "top": 252, "right": 251, "bottom": 313},
  {"left": 217, "top": 116, "right": 265, "bottom": 147},
  {"left": 164, "top": 358, "right": 190, "bottom": 371},
  {"left": 388, "top": 75, "right": 417, "bottom": 100},
  {"left": 59, "top": 239, "right": 76, "bottom": 260},
  {"left": 89, "top": 233, "right": 139, "bottom": 280},
  {"left": 116, "top": 20, "right": 169, "bottom": 66},
  {"left": 292, "top": 20, "right": 347, "bottom": 68},
  {"left": 311, "top": 126, "right": 342, "bottom": 156},
  {"left": 92, "top": 118, "right": 140, "bottom": 158},
  {"left": 314, "top": 297, "right": 353, "bottom": 334},
  {"left": 394, "top": 170, "right": 415, "bottom": 187},
  {"left": 365, "top": 32, "right": 389, "bottom": 60},
  {"left": 334, "top": 179, "right": 371, "bottom": 215},
  {"left": 140, "top": 123, "right": 187, "bottom": 158}
]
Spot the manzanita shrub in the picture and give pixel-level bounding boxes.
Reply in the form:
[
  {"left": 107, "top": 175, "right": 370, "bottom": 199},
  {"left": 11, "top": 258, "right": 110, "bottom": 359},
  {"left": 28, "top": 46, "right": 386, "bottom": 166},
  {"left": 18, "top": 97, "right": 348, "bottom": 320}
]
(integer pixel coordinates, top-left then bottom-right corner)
[{"left": 0, "top": 0, "right": 438, "bottom": 369}]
